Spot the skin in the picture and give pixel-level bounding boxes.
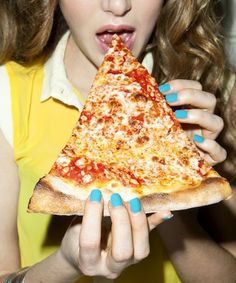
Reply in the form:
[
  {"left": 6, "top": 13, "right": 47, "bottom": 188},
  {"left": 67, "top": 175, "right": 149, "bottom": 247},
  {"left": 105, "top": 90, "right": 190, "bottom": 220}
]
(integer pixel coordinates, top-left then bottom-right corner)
[
  {"left": 61, "top": 0, "right": 163, "bottom": 96},
  {"left": 0, "top": 0, "right": 235, "bottom": 282}
]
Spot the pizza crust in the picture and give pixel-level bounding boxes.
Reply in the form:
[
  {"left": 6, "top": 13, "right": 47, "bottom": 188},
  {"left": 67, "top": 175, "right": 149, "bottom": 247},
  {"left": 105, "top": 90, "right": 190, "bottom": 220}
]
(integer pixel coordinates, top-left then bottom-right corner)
[
  {"left": 28, "top": 176, "right": 232, "bottom": 216},
  {"left": 27, "top": 35, "right": 233, "bottom": 216},
  {"left": 141, "top": 177, "right": 232, "bottom": 213}
]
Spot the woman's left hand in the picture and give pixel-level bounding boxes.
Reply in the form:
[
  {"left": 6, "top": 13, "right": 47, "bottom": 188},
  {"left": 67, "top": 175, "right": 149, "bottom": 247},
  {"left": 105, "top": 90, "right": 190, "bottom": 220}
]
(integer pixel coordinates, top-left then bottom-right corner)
[{"left": 159, "top": 79, "right": 227, "bottom": 166}]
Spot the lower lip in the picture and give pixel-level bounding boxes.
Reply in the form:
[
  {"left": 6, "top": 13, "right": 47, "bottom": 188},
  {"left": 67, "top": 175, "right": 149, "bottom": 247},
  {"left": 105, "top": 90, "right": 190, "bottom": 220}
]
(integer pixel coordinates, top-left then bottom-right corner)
[{"left": 95, "top": 32, "right": 136, "bottom": 53}]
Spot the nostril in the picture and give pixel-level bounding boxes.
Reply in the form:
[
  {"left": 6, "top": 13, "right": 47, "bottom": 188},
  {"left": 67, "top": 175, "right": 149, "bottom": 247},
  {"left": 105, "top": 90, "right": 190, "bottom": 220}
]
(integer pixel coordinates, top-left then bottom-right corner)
[{"left": 102, "top": 0, "right": 132, "bottom": 16}]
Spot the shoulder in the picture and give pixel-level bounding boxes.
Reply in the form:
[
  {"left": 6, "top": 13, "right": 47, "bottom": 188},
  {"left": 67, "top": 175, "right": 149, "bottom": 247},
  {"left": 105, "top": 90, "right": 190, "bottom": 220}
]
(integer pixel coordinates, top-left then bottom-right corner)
[{"left": 0, "top": 62, "right": 44, "bottom": 146}]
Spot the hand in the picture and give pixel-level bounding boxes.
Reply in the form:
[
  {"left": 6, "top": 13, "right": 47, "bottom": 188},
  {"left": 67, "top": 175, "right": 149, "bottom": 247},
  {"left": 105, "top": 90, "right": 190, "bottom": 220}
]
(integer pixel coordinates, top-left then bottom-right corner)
[
  {"left": 59, "top": 190, "right": 172, "bottom": 279},
  {"left": 159, "top": 79, "right": 227, "bottom": 165}
]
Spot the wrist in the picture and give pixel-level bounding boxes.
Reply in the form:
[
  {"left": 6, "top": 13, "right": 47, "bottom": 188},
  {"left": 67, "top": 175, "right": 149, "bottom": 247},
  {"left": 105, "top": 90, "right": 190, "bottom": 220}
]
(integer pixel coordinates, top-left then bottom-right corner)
[
  {"left": 56, "top": 249, "right": 82, "bottom": 278},
  {"left": 4, "top": 267, "right": 29, "bottom": 283},
  {"left": 23, "top": 250, "right": 82, "bottom": 283}
]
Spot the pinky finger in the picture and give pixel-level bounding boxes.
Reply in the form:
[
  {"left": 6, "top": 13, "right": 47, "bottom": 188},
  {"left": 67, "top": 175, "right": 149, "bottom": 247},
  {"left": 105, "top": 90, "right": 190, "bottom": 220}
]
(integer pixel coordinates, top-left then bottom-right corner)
[
  {"left": 147, "top": 211, "right": 173, "bottom": 231},
  {"left": 193, "top": 135, "right": 227, "bottom": 165}
]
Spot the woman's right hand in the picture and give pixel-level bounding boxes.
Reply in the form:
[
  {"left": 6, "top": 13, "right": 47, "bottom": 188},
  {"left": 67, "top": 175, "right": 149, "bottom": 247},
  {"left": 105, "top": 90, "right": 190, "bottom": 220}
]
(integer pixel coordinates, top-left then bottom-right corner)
[{"left": 59, "top": 189, "right": 172, "bottom": 279}]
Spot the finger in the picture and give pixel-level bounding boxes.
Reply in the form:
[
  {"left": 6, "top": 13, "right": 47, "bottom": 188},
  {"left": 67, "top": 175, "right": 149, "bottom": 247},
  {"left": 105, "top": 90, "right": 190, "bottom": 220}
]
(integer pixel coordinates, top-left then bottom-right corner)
[
  {"left": 127, "top": 198, "right": 150, "bottom": 261},
  {"left": 79, "top": 189, "right": 103, "bottom": 265},
  {"left": 193, "top": 135, "right": 227, "bottom": 165},
  {"left": 165, "top": 89, "right": 216, "bottom": 113},
  {"left": 159, "top": 79, "right": 202, "bottom": 95},
  {"left": 147, "top": 211, "right": 173, "bottom": 231},
  {"left": 107, "top": 193, "right": 133, "bottom": 268},
  {"left": 174, "top": 109, "right": 224, "bottom": 138}
]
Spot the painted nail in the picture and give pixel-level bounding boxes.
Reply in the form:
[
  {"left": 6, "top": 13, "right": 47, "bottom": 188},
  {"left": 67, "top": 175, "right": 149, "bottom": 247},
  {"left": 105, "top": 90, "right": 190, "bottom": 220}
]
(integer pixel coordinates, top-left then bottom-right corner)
[
  {"left": 163, "top": 214, "right": 174, "bottom": 221},
  {"left": 130, "top": 198, "right": 141, "bottom": 213},
  {"left": 165, "top": 93, "right": 178, "bottom": 103},
  {"left": 175, "top": 110, "right": 188, "bottom": 119},
  {"left": 111, "top": 193, "right": 123, "bottom": 208},
  {"left": 90, "top": 189, "right": 102, "bottom": 202},
  {"left": 193, "top": 134, "right": 205, "bottom": 143},
  {"left": 159, "top": 84, "right": 171, "bottom": 93}
]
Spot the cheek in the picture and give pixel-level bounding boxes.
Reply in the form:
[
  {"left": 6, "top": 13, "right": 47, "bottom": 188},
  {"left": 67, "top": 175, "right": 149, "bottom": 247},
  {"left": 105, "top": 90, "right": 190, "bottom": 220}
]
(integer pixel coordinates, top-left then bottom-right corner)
[
  {"left": 140, "top": 1, "right": 163, "bottom": 28},
  {"left": 59, "top": 1, "right": 93, "bottom": 28}
]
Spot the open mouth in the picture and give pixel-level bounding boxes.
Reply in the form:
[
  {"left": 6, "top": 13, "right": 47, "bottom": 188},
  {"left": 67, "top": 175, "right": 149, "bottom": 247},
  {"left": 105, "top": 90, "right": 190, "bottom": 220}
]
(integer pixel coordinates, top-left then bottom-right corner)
[{"left": 96, "top": 26, "right": 135, "bottom": 52}]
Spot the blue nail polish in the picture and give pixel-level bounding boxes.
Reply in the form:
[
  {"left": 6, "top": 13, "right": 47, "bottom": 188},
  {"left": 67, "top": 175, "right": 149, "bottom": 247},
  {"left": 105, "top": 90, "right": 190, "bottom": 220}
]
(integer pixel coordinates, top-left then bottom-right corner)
[
  {"left": 90, "top": 189, "right": 102, "bottom": 202},
  {"left": 163, "top": 214, "right": 174, "bottom": 221},
  {"left": 111, "top": 193, "right": 123, "bottom": 207},
  {"left": 130, "top": 198, "right": 141, "bottom": 213},
  {"left": 175, "top": 110, "right": 188, "bottom": 119},
  {"left": 165, "top": 93, "right": 178, "bottom": 103},
  {"left": 159, "top": 84, "right": 171, "bottom": 93},
  {"left": 193, "top": 134, "right": 205, "bottom": 143}
]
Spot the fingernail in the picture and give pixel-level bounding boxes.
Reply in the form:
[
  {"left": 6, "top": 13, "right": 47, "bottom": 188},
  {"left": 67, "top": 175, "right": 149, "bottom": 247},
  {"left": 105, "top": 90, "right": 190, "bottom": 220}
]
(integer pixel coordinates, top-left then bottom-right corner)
[
  {"left": 163, "top": 214, "right": 174, "bottom": 221},
  {"left": 90, "top": 189, "right": 102, "bottom": 202},
  {"left": 111, "top": 193, "right": 123, "bottom": 208},
  {"left": 130, "top": 198, "right": 141, "bottom": 213},
  {"left": 159, "top": 84, "right": 171, "bottom": 93},
  {"left": 175, "top": 109, "right": 188, "bottom": 119},
  {"left": 165, "top": 93, "right": 178, "bottom": 103},
  {"left": 193, "top": 134, "right": 205, "bottom": 143}
]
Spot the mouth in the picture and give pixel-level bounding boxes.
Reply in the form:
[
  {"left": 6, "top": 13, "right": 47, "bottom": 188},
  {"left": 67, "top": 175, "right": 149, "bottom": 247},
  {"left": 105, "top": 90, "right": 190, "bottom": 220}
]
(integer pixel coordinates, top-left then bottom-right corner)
[{"left": 96, "top": 25, "right": 136, "bottom": 52}]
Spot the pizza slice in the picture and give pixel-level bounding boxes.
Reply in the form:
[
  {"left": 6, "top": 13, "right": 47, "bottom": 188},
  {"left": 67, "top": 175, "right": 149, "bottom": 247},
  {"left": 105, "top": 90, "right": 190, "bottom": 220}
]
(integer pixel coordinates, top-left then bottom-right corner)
[{"left": 28, "top": 34, "right": 232, "bottom": 216}]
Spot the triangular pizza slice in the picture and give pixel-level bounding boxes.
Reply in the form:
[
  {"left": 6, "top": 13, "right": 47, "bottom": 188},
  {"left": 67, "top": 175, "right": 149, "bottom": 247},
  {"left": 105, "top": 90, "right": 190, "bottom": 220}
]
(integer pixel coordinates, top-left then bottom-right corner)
[{"left": 28, "top": 35, "right": 232, "bottom": 215}]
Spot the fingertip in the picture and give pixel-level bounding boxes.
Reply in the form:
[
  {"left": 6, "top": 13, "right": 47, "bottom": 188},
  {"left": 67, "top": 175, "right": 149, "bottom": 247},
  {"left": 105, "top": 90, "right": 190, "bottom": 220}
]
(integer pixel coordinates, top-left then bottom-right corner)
[
  {"left": 110, "top": 193, "right": 123, "bottom": 208},
  {"left": 159, "top": 83, "right": 171, "bottom": 93},
  {"left": 193, "top": 134, "right": 205, "bottom": 144},
  {"left": 129, "top": 197, "right": 142, "bottom": 214},
  {"left": 158, "top": 210, "right": 174, "bottom": 221},
  {"left": 163, "top": 213, "right": 174, "bottom": 221},
  {"left": 90, "top": 188, "right": 102, "bottom": 203},
  {"left": 148, "top": 211, "right": 174, "bottom": 230}
]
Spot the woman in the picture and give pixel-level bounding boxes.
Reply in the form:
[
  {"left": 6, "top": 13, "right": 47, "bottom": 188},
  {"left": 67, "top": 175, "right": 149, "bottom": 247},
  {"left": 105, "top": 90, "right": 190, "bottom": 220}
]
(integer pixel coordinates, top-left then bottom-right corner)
[{"left": 0, "top": 1, "right": 234, "bottom": 282}]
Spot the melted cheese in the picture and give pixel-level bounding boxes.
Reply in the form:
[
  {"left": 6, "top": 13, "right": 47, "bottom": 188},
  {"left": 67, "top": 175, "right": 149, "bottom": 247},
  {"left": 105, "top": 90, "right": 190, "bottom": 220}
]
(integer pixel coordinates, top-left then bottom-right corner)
[{"left": 53, "top": 35, "right": 211, "bottom": 192}]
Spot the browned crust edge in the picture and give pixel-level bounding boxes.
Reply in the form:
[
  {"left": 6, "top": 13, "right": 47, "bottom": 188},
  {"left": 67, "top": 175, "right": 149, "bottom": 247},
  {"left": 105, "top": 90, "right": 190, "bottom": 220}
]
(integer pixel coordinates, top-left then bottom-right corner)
[
  {"left": 28, "top": 180, "right": 85, "bottom": 216},
  {"left": 141, "top": 177, "right": 232, "bottom": 213},
  {"left": 28, "top": 176, "right": 232, "bottom": 216}
]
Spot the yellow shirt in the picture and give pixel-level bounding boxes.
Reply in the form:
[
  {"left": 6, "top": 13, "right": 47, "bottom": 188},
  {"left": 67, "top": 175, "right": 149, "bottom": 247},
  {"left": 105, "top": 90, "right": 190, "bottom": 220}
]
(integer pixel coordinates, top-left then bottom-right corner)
[{"left": 0, "top": 33, "right": 180, "bottom": 283}]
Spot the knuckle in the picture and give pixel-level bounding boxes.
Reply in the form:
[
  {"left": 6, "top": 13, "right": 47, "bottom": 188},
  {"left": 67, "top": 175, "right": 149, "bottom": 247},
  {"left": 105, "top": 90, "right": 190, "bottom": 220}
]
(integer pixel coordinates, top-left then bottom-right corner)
[
  {"left": 135, "top": 248, "right": 150, "bottom": 261},
  {"left": 210, "top": 94, "right": 217, "bottom": 109},
  {"left": 112, "top": 250, "right": 133, "bottom": 263},
  {"left": 195, "top": 81, "right": 203, "bottom": 90},
  {"left": 79, "top": 239, "right": 100, "bottom": 251},
  {"left": 81, "top": 268, "right": 96, "bottom": 276},
  {"left": 107, "top": 273, "right": 120, "bottom": 279},
  {"left": 220, "top": 148, "right": 227, "bottom": 162},
  {"left": 216, "top": 116, "right": 224, "bottom": 131}
]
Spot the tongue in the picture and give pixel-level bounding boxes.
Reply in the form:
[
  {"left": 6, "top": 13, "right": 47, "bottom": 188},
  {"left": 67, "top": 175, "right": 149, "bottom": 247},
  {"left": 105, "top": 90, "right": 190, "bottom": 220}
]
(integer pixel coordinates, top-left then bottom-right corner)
[{"left": 97, "top": 32, "right": 132, "bottom": 45}]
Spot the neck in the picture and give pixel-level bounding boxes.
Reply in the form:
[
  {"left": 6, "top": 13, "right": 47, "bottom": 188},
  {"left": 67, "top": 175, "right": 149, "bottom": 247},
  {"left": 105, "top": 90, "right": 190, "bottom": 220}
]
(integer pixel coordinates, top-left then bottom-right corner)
[{"left": 64, "top": 35, "right": 97, "bottom": 99}]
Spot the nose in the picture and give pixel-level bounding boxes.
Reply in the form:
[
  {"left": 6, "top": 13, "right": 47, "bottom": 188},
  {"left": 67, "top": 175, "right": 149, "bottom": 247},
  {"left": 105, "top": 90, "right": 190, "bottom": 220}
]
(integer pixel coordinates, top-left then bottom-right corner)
[{"left": 101, "top": 0, "right": 131, "bottom": 16}]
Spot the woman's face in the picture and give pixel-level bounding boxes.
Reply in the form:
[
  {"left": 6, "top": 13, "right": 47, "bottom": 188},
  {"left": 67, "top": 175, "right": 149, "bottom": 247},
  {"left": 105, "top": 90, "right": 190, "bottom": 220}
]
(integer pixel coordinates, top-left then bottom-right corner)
[{"left": 60, "top": 0, "right": 163, "bottom": 68}]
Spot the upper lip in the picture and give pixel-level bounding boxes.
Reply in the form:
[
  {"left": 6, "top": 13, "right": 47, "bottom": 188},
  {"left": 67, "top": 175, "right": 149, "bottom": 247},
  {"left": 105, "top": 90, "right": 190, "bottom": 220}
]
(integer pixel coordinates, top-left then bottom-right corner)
[{"left": 96, "top": 24, "right": 135, "bottom": 34}]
